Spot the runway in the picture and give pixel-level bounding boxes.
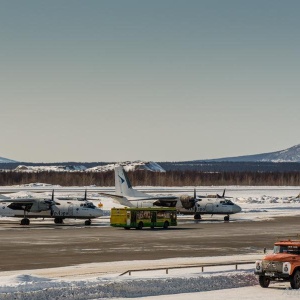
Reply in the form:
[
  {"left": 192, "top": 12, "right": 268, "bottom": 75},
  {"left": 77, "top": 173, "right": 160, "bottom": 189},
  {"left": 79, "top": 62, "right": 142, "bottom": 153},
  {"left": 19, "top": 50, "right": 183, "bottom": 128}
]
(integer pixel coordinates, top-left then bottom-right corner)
[{"left": 0, "top": 216, "right": 300, "bottom": 272}]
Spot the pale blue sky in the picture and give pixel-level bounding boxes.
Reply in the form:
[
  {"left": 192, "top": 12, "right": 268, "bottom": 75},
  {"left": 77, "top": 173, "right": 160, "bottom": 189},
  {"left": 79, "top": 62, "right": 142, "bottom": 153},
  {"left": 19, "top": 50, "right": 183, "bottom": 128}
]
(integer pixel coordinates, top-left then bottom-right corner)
[{"left": 0, "top": 1, "right": 299, "bottom": 162}]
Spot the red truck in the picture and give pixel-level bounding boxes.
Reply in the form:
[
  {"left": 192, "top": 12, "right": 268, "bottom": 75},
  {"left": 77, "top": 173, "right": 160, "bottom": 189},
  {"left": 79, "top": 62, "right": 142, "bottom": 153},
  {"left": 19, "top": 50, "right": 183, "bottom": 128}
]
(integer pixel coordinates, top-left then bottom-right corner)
[{"left": 255, "top": 240, "right": 300, "bottom": 289}]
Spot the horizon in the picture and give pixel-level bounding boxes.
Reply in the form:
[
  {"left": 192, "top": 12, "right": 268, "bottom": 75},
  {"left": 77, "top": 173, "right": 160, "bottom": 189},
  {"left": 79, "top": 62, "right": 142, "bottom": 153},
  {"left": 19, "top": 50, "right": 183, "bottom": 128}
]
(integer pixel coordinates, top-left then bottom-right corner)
[
  {"left": 2, "top": 142, "right": 300, "bottom": 164},
  {"left": 1, "top": 1, "right": 300, "bottom": 162}
]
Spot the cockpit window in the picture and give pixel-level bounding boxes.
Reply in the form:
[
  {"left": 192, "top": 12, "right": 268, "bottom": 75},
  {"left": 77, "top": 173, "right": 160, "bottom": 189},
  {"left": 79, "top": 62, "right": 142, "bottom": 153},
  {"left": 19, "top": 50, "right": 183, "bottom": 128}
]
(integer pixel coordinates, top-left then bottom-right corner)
[
  {"left": 224, "top": 199, "right": 234, "bottom": 205},
  {"left": 86, "top": 202, "right": 95, "bottom": 209}
]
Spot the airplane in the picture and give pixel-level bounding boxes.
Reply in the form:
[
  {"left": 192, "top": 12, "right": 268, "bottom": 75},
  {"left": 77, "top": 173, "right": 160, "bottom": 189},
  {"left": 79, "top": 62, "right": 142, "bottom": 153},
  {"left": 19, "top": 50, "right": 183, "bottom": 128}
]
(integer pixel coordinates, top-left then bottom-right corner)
[
  {"left": 0, "top": 190, "right": 103, "bottom": 225},
  {"left": 104, "top": 166, "right": 241, "bottom": 221},
  {"left": 177, "top": 189, "right": 242, "bottom": 221}
]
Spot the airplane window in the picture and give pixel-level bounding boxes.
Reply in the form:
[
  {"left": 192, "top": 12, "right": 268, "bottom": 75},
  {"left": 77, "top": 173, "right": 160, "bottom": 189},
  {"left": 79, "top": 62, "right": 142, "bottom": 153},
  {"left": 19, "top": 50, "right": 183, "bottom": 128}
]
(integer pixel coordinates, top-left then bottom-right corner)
[{"left": 224, "top": 200, "right": 234, "bottom": 205}]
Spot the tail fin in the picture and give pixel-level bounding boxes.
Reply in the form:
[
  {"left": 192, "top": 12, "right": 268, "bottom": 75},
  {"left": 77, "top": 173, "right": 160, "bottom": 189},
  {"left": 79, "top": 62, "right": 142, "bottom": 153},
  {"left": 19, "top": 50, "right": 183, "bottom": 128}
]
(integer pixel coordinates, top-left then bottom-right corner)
[{"left": 114, "top": 166, "right": 148, "bottom": 198}]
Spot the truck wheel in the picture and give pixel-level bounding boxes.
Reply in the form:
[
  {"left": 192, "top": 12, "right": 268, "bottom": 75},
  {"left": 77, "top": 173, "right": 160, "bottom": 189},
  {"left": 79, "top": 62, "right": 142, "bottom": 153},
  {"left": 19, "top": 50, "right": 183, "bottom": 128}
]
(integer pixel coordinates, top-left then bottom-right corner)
[
  {"left": 290, "top": 270, "right": 300, "bottom": 289},
  {"left": 163, "top": 221, "right": 169, "bottom": 229},
  {"left": 136, "top": 222, "right": 143, "bottom": 230},
  {"left": 259, "top": 275, "right": 270, "bottom": 288}
]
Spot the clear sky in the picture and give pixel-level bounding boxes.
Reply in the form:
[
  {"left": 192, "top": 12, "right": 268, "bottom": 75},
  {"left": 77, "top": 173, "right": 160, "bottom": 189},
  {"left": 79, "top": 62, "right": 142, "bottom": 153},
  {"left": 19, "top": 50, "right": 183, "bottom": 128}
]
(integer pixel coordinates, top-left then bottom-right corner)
[{"left": 1, "top": 0, "right": 299, "bottom": 162}]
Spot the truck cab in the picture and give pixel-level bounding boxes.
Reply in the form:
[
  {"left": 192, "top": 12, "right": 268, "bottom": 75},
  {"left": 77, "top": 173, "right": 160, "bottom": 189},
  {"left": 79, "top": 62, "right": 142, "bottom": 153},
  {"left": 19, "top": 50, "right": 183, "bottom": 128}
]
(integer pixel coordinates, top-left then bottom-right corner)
[{"left": 255, "top": 240, "right": 300, "bottom": 289}]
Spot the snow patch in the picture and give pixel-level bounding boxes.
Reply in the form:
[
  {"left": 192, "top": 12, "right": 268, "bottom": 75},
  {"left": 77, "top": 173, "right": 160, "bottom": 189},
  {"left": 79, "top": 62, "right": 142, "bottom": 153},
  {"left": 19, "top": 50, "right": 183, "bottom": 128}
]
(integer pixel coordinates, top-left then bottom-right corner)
[{"left": 86, "top": 161, "right": 166, "bottom": 172}]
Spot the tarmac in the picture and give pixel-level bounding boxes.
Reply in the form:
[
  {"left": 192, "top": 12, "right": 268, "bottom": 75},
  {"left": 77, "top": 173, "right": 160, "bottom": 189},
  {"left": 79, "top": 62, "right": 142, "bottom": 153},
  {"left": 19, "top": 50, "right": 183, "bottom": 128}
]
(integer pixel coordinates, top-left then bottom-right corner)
[{"left": 0, "top": 216, "right": 300, "bottom": 272}]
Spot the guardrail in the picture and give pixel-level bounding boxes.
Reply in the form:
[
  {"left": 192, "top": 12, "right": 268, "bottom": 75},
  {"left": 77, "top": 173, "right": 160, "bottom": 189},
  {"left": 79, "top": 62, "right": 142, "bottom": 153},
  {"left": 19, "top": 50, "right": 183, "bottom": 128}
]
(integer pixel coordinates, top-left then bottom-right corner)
[{"left": 119, "top": 261, "right": 255, "bottom": 276}]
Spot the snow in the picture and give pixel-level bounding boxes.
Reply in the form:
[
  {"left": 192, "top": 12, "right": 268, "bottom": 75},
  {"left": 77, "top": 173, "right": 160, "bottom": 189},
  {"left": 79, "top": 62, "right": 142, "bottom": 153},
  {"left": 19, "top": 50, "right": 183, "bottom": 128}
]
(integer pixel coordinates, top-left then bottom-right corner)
[
  {"left": 0, "top": 258, "right": 258, "bottom": 299},
  {"left": 14, "top": 165, "right": 87, "bottom": 172},
  {"left": 86, "top": 161, "right": 166, "bottom": 172},
  {"left": 0, "top": 256, "right": 294, "bottom": 300},
  {"left": 121, "top": 286, "right": 300, "bottom": 300}
]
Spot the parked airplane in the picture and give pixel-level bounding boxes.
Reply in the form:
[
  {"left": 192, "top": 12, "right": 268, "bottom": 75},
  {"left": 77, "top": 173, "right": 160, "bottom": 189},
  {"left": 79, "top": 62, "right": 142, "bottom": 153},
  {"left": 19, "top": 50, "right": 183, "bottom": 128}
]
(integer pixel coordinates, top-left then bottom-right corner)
[
  {"left": 0, "top": 190, "right": 103, "bottom": 225},
  {"left": 104, "top": 166, "right": 241, "bottom": 221},
  {"left": 178, "top": 189, "right": 242, "bottom": 221}
]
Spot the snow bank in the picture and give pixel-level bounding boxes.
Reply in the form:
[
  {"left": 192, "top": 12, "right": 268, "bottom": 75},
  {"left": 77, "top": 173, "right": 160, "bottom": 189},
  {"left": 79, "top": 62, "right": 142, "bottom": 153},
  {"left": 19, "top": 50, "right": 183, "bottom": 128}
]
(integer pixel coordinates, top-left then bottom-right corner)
[{"left": 0, "top": 270, "right": 257, "bottom": 300}]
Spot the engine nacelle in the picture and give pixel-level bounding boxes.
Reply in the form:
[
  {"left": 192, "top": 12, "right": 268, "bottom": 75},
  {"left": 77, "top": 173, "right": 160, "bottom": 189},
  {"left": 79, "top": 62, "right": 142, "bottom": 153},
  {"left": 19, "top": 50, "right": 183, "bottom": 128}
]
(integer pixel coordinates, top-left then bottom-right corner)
[{"left": 179, "top": 195, "right": 195, "bottom": 209}]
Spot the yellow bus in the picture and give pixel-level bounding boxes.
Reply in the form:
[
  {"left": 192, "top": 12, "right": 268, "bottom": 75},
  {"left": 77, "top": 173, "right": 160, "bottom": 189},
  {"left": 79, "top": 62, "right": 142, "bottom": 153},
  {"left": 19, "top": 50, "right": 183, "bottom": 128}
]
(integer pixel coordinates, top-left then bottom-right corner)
[{"left": 110, "top": 207, "right": 177, "bottom": 230}]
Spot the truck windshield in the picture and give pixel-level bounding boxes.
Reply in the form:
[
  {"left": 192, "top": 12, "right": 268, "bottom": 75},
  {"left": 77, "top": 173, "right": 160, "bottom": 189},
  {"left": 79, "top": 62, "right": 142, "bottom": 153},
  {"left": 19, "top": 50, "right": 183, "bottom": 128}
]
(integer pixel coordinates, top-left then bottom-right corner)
[{"left": 274, "top": 245, "right": 300, "bottom": 254}]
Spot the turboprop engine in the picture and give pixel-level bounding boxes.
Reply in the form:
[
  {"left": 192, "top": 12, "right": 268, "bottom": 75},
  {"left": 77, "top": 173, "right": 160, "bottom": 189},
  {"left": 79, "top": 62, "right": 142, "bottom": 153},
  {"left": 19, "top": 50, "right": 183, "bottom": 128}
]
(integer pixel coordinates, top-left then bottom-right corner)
[{"left": 178, "top": 195, "right": 196, "bottom": 209}]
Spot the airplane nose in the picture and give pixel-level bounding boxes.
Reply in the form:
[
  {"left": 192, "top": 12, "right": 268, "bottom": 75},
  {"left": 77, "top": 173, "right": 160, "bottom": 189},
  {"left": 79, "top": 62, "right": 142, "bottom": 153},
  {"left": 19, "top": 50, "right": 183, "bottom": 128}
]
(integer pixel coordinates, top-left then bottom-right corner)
[
  {"left": 233, "top": 205, "right": 242, "bottom": 213},
  {"left": 96, "top": 209, "right": 103, "bottom": 217}
]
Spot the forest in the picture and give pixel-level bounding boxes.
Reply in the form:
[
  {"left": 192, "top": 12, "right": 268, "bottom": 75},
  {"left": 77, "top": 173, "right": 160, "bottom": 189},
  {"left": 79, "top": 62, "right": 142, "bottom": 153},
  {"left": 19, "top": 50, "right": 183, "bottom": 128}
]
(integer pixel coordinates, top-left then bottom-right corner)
[{"left": 0, "top": 170, "right": 300, "bottom": 186}]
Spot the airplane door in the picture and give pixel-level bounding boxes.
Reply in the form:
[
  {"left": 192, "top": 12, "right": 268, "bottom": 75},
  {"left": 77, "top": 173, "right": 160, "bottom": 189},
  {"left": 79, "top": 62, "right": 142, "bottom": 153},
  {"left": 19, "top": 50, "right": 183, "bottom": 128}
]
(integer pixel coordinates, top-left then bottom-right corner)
[
  {"left": 126, "top": 211, "right": 131, "bottom": 226},
  {"left": 205, "top": 203, "right": 214, "bottom": 213},
  {"left": 68, "top": 205, "right": 73, "bottom": 216}
]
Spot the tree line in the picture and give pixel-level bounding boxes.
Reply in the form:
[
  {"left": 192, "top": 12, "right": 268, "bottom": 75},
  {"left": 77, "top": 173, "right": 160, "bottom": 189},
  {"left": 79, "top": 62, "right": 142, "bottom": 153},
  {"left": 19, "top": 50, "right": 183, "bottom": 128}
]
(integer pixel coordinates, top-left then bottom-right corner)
[{"left": 0, "top": 170, "right": 300, "bottom": 186}]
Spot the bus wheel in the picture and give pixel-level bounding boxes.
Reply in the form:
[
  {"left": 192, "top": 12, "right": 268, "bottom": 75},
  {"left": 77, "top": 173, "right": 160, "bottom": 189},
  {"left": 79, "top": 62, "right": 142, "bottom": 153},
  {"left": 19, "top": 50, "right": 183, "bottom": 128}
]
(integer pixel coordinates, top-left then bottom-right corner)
[
  {"left": 136, "top": 222, "right": 143, "bottom": 230},
  {"left": 163, "top": 221, "right": 169, "bottom": 229}
]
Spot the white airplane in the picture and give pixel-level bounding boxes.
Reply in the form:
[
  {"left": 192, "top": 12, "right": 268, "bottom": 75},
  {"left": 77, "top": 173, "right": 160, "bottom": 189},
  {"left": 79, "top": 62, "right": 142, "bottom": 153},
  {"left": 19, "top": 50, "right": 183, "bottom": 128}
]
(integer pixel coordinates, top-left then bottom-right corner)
[
  {"left": 177, "top": 189, "right": 242, "bottom": 221},
  {"left": 0, "top": 190, "right": 103, "bottom": 225},
  {"left": 105, "top": 166, "right": 241, "bottom": 221}
]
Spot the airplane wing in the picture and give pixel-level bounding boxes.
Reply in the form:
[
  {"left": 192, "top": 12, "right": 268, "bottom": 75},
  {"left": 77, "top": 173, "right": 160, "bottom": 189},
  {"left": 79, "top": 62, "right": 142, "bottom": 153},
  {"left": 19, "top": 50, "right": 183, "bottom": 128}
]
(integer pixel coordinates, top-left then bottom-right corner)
[
  {"left": 0, "top": 198, "right": 38, "bottom": 204},
  {"left": 0, "top": 198, "right": 51, "bottom": 212},
  {"left": 99, "top": 192, "right": 177, "bottom": 201}
]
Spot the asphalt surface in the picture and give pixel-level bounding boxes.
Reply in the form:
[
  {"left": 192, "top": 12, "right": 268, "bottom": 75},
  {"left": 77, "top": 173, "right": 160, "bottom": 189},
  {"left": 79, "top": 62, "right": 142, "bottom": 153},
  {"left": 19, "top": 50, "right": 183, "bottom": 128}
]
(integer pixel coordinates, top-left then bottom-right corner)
[{"left": 0, "top": 216, "right": 300, "bottom": 272}]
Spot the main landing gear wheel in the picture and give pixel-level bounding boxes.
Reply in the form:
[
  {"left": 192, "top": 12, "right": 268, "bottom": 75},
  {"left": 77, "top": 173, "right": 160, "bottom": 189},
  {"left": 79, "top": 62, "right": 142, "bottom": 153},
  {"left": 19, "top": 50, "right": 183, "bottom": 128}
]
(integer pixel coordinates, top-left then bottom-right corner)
[
  {"left": 20, "top": 218, "right": 30, "bottom": 225},
  {"left": 54, "top": 218, "right": 64, "bottom": 224},
  {"left": 85, "top": 220, "right": 91, "bottom": 226},
  {"left": 224, "top": 215, "right": 230, "bottom": 222},
  {"left": 194, "top": 213, "right": 201, "bottom": 220}
]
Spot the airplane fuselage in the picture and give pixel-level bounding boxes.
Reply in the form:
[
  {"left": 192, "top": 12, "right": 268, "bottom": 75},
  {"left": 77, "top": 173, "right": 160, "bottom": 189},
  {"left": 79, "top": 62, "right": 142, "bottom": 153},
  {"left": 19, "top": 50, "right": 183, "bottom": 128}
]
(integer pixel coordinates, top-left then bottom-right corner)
[
  {"left": 0, "top": 200, "right": 103, "bottom": 220},
  {"left": 177, "top": 197, "right": 241, "bottom": 215}
]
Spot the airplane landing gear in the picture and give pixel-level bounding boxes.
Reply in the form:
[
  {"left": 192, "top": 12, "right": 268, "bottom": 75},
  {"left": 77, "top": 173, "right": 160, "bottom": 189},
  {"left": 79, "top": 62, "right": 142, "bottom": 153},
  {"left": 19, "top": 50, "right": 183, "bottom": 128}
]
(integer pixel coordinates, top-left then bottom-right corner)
[
  {"left": 224, "top": 215, "right": 230, "bottom": 222},
  {"left": 85, "top": 219, "right": 91, "bottom": 226},
  {"left": 20, "top": 209, "right": 30, "bottom": 225},
  {"left": 54, "top": 218, "right": 64, "bottom": 224},
  {"left": 194, "top": 213, "right": 202, "bottom": 220},
  {"left": 20, "top": 218, "right": 30, "bottom": 225}
]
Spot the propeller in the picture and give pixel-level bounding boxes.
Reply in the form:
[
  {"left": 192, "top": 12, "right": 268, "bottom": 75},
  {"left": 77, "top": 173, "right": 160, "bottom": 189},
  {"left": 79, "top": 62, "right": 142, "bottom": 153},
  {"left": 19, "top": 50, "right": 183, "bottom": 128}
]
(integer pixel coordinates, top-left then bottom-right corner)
[
  {"left": 83, "top": 189, "right": 87, "bottom": 201},
  {"left": 217, "top": 189, "right": 226, "bottom": 198},
  {"left": 44, "top": 190, "right": 57, "bottom": 216},
  {"left": 180, "top": 188, "right": 198, "bottom": 209}
]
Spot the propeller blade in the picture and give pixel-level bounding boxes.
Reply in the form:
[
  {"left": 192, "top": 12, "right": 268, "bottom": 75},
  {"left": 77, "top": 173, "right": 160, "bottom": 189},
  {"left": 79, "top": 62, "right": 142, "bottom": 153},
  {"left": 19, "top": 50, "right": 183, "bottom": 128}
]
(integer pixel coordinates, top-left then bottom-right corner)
[
  {"left": 84, "top": 189, "right": 87, "bottom": 201},
  {"left": 222, "top": 189, "right": 226, "bottom": 198},
  {"left": 51, "top": 189, "right": 54, "bottom": 202},
  {"left": 194, "top": 188, "right": 196, "bottom": 200}
]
